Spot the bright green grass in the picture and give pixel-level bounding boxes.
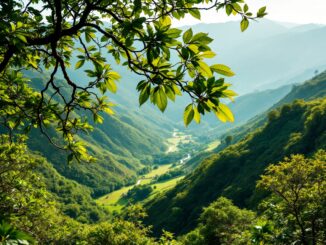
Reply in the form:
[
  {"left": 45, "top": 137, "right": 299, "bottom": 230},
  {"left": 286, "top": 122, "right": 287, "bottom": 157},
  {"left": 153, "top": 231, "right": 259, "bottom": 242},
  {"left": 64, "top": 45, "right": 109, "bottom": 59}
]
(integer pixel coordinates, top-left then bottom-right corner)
[
  {"left": 205, "top": 140, "right": 221, "bottom": 152},
  {"left": 143, "top": 164, "right": 172, "bottom": 178},
  {"left": 96, "top": 164, "right": 180, "bottom": 212},
  {"left": 144, "top": 176, "right": 185, "bottom": 203},
  {"left": 151, "top": 176, "right": 184, "bottom": 194},
  {"left": 97, "top": 185, "right": 133, "bottom": 207}
]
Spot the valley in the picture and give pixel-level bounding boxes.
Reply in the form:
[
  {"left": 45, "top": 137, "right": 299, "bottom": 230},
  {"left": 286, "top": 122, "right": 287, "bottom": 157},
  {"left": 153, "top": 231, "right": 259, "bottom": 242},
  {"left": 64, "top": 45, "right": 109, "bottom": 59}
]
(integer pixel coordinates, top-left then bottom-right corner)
[
  {"left": 96, "top": 163, "right": 184, "bottom": 212},
  {"left": 1, "top": 2, "right": 326, "bottom": 243},
  {"left": 96, "top": 129, "right": 196, "bottom": 212}
]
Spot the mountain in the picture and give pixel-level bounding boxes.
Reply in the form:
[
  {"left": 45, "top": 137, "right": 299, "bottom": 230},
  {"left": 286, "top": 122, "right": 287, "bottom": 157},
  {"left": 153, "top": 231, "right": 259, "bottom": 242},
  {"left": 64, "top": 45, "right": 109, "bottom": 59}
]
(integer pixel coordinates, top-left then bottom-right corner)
[
  {"left": 221, "top": 70, "right": 326, "bottom": 145},
  {"left": 144, "top": 72, "right": 326, "bottom": 235},
  {"left": 274, "top": 71, "right": 326, "bottom": 106},
  {"left": 198, "top": 20, "right": 326, "bottom": 94},
  {"left": 163, "top": 21, "right": 326, "bottom": 126},
  {"left": 63, "top": 20, "right": 326, "bottom": 128},
  {"left": 192, "top": 83, "right": 293, "bottom": 137}
]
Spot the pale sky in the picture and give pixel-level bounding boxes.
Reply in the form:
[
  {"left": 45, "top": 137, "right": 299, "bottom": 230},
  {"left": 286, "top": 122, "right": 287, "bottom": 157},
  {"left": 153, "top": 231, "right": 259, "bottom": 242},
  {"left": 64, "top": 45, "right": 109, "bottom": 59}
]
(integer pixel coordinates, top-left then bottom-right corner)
[{"left": 173, "top": 0, "right": 326, "bottom": 26}]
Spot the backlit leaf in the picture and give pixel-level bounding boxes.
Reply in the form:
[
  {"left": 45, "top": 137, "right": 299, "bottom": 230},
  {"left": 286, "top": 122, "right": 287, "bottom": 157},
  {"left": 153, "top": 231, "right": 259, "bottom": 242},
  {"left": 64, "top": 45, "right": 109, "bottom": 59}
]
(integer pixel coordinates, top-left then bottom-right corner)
[
  {"left": 184, "top": 104, "right": 194, "bottom": 126},
  {"left": 211, "top": 64, "right": 235, "bottom": 77},
  {"left": 154, "top": 87, "right": 168, "bottom": 112},
  {"left": 198, "top": 61, "right": 213, "bottom": 78},
  {"left": 215, "top": 103, "right": 234, "bottom": 122}
]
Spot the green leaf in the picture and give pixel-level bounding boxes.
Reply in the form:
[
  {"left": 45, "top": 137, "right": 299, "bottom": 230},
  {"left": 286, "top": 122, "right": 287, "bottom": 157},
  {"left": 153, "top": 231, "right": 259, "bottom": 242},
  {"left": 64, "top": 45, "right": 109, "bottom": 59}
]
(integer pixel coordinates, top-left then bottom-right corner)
[
  {"left": 189, "top": 9, "right": 201, "bottom": 19},
  {"left": 85, "top": 32, "right": 91, "bottom": 43},
  {"left": 211, "top": 64, "right": 235, "bottom": 77},
  {"left": 94, "top": 113, "right": 104, "bottom": 124},
  {"left": 193, "top": 106, "right": 201, "bottom": 124},
  {"left": 183, "top": 28, "right": 193, "bottom": 43},
  {"left": 161, "top": 16, "right": 171, "bottom": 27},
  {"left": 165, "top": 86, "right": 176, "bottom": 101},
  {"left": 198, "top": 61, "right": 212, "bottom": 78},
  {"left": 188, "top": 44, "right": 199, "bottom": 53},
  {"left": 108, "top": 71, "right": 121, "bottom": 81},
  {"left": 184, "top": 104, "right": 194, "bottom": 127},
  {"left": 244, "top": 4, "right": 249, "bottom": 13},
  {"left": 192, "top": 33, "right": 213, "bottom": 44},
  {"left": 133, "top": 0, "right": 142, "bottom": 12},
  {"left": 75, "top": 60, "right": 85, "bottom": 69},
  {"left": 199, "top": 51, "right": 216, "bottom": 59},
  {"left": 154, "top": 87, "right": 168, "bottom": 112},
  {"left": 139, "top": 85, "right": 150, "bottom": 106},
  {"left": 172, "top": 84, "right": 182, "bottom": 96},
  {"left": 17, "top": 21, "right": 23, "bottom": 29},
  {"left": 215, "top": 103, "right": 234, "bottom": 123},
  {"left": 225, "top": 5, "right": 233, "bottom": 16},
  {"left": 16, "top": 34, "right": 27, "bottom": 43},
  {"left": 232, "top": 3, "right": 242, "bottom": 12},
  {"left": 104, "top": 107, "right": 115, "bottom": 115},
  {"left": 240, "top": 18, "right": 249, "bottom": 32},
  {"left": 106, "top": 79, "right": 117, "bottom": 93},
  {"left": 165, "top": 28, "right": 182, "bottom": 38},
  {"left": 257, "top": 6, "right": 267, "bottom": 17},
  {"left": 10, "top": 22, "right": 15, "bottom": 32},
  {"left": 222, "top": 89, "right": 238, "bottom": 101}
]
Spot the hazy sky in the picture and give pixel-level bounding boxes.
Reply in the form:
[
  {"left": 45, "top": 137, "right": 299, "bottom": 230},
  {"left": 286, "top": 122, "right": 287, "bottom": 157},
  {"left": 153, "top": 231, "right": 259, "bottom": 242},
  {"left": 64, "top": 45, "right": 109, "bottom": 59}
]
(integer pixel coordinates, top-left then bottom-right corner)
[{"left": 173, "top": 0, "right": 326, "bottom": 26}]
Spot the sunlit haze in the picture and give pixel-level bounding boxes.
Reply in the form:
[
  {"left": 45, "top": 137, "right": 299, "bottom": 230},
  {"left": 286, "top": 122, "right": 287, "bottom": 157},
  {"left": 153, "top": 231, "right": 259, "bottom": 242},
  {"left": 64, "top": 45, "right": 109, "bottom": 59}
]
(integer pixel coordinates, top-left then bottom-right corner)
[{"left": 173, "top": 0, "right": 326, "bottom": 26}]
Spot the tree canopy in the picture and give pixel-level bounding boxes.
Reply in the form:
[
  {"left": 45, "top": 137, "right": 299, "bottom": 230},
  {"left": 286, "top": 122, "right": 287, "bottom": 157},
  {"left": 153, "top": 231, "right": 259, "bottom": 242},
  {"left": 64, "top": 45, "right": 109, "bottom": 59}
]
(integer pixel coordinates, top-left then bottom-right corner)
[
  {"left": 0, "top": 0, "right": 266, "bottom": 161},
  {"left": 257, "top": 152, "right": 326, "bottom": 244}
]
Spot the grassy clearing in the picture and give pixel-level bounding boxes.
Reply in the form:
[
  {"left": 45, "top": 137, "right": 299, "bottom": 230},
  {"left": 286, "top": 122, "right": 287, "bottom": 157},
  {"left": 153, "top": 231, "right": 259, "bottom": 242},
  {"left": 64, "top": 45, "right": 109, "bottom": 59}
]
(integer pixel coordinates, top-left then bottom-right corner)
[
  {"left": 96, "top": 164, "right": 181, "bottom": 212},
  {"left": 205, "top": 140, "right": 221, "bottom": 152},
  {"left": 144, "top": 176, "right": 184, "bottom": 203},
  {"left": 151, "top": 176, "right": 184, "bottom": 195},
  {"left": 97, "top": 185, "right": 133, "bottom": 209},
  {"left": 143, "top": 164, "right": 172, "bottom": 178}
]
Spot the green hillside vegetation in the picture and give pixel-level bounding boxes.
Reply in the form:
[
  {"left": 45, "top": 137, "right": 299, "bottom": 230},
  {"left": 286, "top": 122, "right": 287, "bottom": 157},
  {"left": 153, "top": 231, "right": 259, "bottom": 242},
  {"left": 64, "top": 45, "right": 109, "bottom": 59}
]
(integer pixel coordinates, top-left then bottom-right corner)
[
  {"left": 214, "top": 70, "right": 326, "bottom": 152},
  {"left": 181, "top": 151, "right": 325, "bottom": 245},
  {"left": 274, "top": 71, "right": 326, "bottom": 106},
  {"left": 34, "top": 156, "right": 109, "bottom": 223},
  {"left": 22, "top": 74, "right": 173, "bottom": 197},
  {"left": 182, "top": 72, "right": 326, "bottom": 172},
  {"left": 2, "top": 0, "right": 326, "bottom": 243},
  {"left": 0, "top": 137, "right": 182, "bottom": 244},
  {"left": 193, "top": 83, "right": 292, "bottom": 136},
  {"left": 97, "top": 164, "right": 185, "bottom": 212},
  {"left": 2, "top": 136, "right": 323, "bottom": 244},
  {"left": 145, "top": 97, "right": 326, "bottom": 235}
]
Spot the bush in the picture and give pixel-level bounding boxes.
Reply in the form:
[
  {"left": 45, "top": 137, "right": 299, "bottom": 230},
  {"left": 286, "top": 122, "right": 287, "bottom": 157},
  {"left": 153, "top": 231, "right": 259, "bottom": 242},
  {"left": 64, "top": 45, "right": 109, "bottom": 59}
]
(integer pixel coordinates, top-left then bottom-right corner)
[{"left": 126, "top": 185, "right": 153, "bottom": 202}]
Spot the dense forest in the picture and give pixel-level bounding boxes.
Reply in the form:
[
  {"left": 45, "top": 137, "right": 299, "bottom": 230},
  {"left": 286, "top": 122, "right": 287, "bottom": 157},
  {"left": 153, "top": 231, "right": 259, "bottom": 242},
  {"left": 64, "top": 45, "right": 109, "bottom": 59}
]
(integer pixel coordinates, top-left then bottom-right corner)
[{"left": 1, "top": 0, "right": 325, "bottom": 244}]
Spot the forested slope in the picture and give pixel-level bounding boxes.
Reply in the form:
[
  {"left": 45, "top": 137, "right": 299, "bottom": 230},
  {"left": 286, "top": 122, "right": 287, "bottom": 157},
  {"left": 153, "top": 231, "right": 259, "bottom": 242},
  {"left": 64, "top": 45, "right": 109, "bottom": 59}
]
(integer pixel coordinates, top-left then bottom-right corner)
[
  {"left": 19, "top": 74, "right": 174, "bottom": 197},
  {"left": 220, "top": 70, "right": 326, "bottom": 145},
  {"left": 145, "top": 77, "right": 326, "bottom": 235}
]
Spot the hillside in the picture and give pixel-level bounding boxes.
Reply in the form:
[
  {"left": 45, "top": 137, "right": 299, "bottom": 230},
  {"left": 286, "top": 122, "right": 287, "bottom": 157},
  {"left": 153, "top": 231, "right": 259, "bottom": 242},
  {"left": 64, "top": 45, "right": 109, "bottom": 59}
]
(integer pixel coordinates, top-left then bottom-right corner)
[
  {"left": 34, "top": 155, "right": 109, "bottom": 223},
  {"left": 193, "top": 83, "right": 293, "bottom": 137},
  {"left": 274, "top": 70, "right": 326, "bottom": 106},
  {"left": 218, "top": 70, "right": 326, "bottom": 146},
  {"left": 145, "top": 80, "right": 326, "bottom": 235},
  {"left": 23, "top": 74, "right": 175, "bottom": 197},
  {"left": 185, "top": 72, "right": 326, "bottom": 171}
]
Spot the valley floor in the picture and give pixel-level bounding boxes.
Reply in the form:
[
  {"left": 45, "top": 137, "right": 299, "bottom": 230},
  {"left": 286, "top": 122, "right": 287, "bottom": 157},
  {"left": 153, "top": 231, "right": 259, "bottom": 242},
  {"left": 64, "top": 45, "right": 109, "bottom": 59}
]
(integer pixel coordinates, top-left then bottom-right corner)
[
  {"left": 96, "top": 163, "right": 184, "bottom": 212},
  {"left": 96, "top": 129, "right": 222, "bottom": 212}
]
